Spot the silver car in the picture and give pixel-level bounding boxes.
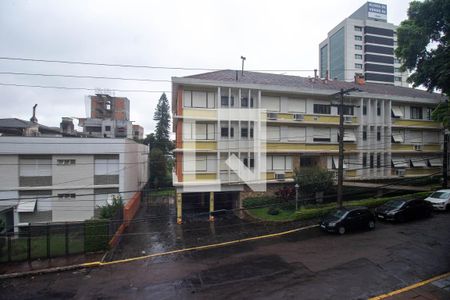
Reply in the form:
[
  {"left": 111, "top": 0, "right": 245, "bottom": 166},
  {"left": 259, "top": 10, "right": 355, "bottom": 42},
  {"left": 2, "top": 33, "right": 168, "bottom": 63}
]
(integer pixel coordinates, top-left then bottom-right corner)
[{"left": 425, "top": 190, "right": 450, "bottom": 211}]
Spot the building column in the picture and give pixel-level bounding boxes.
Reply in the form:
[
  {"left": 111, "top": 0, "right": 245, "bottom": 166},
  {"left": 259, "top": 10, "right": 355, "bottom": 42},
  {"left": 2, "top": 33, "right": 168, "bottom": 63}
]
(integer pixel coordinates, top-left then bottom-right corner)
[
  {"left": 176, "top": 192, "right": 182, "bottom": 224},
  {"left": 209, "top": 192, "right": 215, "bottom": 222}
]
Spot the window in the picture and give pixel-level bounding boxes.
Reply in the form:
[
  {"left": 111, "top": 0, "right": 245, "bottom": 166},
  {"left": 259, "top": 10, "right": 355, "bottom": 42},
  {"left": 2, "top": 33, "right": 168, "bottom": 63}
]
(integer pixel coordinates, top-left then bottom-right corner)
[
  {"left": 313, "top": 128, "right": 331, "bottom": 142},
  {"left": 261, "top": 96, "right": 280, "bottom": 111},
  {"left": 377, "top": 102, "right": 381, "bottom": 116},
  {"left": 19, "top": 158, "right": 52, "bottom": 177},
  {"left": 267, "top": 126, "right": 281, "bottom": 140},
  {"left": 425, "top": 107, "right": 432, "bottom": 120},
  {"left": 370, "top": 154, "right": 374, "bottom": 169},
  {"left": 58, "top": 193, "right": 76, "bottom": 198},
  {"left": 266, "top": 156, "right": 292, "bottom": 171},
  {"left": 355, "top": 63, "right": 362, "bottom": 69},
  {"left": 243, "top": 158, "right": 254, "bottom": 168},
  {"left": 410, "top": 107, "right": 423, "bottom": 119},
  {"left": 241, "top": 127, "right": 248, "bottom": 138},
  {"left": 313, "top": 104, "right": 331, "bottom": 114},
  {"left": 377, "top": 131, "right": 381, "bottom": 141},
  {"left": 355, "top": 45, "right": 362, "bottom": 50},
  {"left": 363, "top": 104, "right": 367, "bottom": 115},
  {"left": 94, "top": 158, "right": 119, "bottom": 175},
  {"left": 376, "top": 154, "right": 381, "bottom": 168},
  {"left": 241, "top": 97, "right": 253, "bottom": 108},
  {"left": 221, "top": 96, "right": 234, "bottom": 107},
  {"left": 394, "top": 58, "right": 400, "bottom": 64},
  {"left": 57, "top": 159, "right": 76, "bottom": 166},
  {"left": 250, "top": 128, "right": 254, "bottom": 138},
  {"left": 355, "top": 54, "right": 362, "bottom": 59},
  {"left": 338, "top": 105, "right": 354, "bottom": 115},
  {"left": 354, "top": 26, "right": 362, "bottom": 32},
  {"left": 355, "top": 35, "right": 362, "bottom": 41},
  {"left": 394, "top": 67, "right": 400, "bottom": 73},
  {"left": 221, "top": 127, "right": 234, "bottom": 138},
  {"left": 105, "top": 126, "right": 111, "bottom": 132},
  {"left": 184, "top": 91, "right": 215, "bottom": 108},
  {"left": 362, "top": 153, "right": 367, "bottom": 167},
  {"left": 395, "top": 76, "right": 402, "bottom": 82},
  {"left": 363, "top": 129, "right": 367, "bottom": 141},
  {"left": 184, "top": 122, "right": 215, "bottom": 140}
]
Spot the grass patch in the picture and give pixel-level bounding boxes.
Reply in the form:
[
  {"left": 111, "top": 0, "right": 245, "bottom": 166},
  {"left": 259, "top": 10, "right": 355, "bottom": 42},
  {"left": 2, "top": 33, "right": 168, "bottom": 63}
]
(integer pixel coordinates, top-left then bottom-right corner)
[
  {"left": 247, "top": 191, "right": 431, "bottom": 222},
  {"left": 149, "top": 188, "right": 175, "bottom": 197}
]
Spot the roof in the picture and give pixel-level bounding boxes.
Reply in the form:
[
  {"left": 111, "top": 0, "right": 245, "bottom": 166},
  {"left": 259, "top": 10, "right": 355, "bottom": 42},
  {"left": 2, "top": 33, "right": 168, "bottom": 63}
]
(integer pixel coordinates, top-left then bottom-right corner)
[
  {"left": 181, "top": 70, "right": 444, "bottom": 102},
  {"left": 0, "top": 118, "right": 61, "bottom": 134}
]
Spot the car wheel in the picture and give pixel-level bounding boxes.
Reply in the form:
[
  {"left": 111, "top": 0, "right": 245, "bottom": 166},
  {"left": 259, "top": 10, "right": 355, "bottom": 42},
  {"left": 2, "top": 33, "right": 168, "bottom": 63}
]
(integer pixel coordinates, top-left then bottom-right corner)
[
  {"left": 338, "top": 226, "right": 346, "bottom": 235},
  {"left": 368, "top": 220, "right": 375, "bottom": 230}
]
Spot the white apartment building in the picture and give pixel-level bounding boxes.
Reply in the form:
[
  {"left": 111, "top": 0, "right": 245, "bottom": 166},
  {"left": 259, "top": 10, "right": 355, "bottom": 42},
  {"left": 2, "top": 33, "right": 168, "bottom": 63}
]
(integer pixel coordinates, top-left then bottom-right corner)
[
  {"left": 0, "top": 137, "right": 148, "bottom": 231},
  {"left": 319, "top": 2, "right": 408, "bottom": 86},
  {"left": 171, "top": 70, "right": 444, "bottom": 222}
]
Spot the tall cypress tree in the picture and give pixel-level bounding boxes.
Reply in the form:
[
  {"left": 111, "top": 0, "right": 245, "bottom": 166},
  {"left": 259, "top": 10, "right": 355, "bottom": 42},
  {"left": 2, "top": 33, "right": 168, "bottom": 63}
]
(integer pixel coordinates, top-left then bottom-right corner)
[{"left": 153, "top": 93, "right": 171, "bottom": 153}]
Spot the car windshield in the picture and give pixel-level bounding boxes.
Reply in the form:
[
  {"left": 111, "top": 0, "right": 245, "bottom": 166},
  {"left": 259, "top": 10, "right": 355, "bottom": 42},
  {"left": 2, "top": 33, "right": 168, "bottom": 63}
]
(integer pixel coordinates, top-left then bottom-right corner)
[
  {"left": 429, "top": 192, "right": 450, "bottom": 199},
  {"left": 385, "top": 200, "right": 405, "bottom": 209},
  {"left": 331, "top": 209, "right": 348, "bottom": 219}
]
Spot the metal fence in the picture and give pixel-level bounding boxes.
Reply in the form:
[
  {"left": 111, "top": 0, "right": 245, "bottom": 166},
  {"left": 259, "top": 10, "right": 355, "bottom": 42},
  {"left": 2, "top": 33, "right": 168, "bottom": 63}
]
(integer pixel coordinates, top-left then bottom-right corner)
[{"left": 0, "top": 218, "right": 116, "bottom": 263}]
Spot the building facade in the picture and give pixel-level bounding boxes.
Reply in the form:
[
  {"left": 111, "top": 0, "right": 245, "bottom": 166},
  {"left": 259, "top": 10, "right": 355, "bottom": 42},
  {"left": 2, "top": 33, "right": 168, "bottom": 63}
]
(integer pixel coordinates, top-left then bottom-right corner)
[
  {"left": 319, "top": 2, "right": 408, "bottom": 86},
  {"left": 0, "top": 137, "right": 148, "bottom": 231},
  {"left": 172, "top": 70, "right": 444, "bottom": 222}
]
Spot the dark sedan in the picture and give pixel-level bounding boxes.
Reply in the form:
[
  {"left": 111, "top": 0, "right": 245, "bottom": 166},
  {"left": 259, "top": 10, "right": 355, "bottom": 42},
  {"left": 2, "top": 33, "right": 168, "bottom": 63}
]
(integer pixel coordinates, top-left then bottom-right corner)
[
  {"left": 375, "top": 198, "right": 432, "bottom": 222},
  {"left": 320, "top": 206, "right": 376, "bottom": 235}
]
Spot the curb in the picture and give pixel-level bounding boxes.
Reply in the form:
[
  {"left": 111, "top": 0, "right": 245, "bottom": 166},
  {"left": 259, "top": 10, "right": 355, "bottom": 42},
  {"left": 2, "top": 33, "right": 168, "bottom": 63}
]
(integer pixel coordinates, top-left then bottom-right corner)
[{"left": 0, "top": 224, "right": 318, "bottom": 280}]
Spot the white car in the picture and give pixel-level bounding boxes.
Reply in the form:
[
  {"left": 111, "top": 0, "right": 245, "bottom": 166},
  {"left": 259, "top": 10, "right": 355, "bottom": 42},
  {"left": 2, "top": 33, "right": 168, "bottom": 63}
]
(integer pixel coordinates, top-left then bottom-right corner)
[{"left": 424, "top": 189, "right": 450, "bottom": 211}]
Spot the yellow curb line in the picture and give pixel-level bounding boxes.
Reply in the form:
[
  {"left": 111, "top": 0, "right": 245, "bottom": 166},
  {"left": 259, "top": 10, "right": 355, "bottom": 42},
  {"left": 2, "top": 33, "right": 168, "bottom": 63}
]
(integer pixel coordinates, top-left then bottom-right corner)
[
  {"left": 369, "top": 271, "right": 450, "bottom": 300},
  {"left": 82, "top": 224, "right": 319, "bottom": 267}
]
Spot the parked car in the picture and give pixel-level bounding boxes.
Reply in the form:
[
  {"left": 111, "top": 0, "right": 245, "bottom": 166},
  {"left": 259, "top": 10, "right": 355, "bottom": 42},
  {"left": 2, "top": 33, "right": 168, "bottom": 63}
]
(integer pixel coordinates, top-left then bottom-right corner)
[
  {"left": 375, "top": 199, "right": 432, "bottom": 222},
  {"left": 320, "top": 206, "right": 375, "bottom": 235},
  {"left": 424, "top": 189, "right": 450, "bottom": 211}
]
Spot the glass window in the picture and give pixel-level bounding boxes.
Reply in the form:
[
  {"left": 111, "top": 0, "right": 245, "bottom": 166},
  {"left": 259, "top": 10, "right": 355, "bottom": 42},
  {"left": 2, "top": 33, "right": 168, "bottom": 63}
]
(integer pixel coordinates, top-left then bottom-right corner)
[
  {"left": 355, "top": 63, "right": 362, "bottom": 69},
  {"left": 394, "top": 67, "right": 400, "bottom": 73},
  {"left": 362, "top": 153, "right": 367, "bottom": 167},
  {"left": 376, "top": 153, "right": 381, "bottom": 168},
  {"left": 354, "top": 26, "right": 362, "bottom": 32},
  {"left": 410, "top": 107, "right": 423, "bottom": 119},
  {"left": 377, "top": 102, "right": 381, "bottom": 116},
  {"left": 425, "top": 107, "right": 432, "bottom": 120},
  {"left": 221, "top": 127, "right": 234, "bottom": 138},
  {"left": 241, "top": 127, "right": 248, "bottom": 138},
  {"left": 363, "top": 104, "right": 367, "bottom": 115},
  {"left": 330, "top": 28, "right": 345, "bottom": 80},
  {"left": 395, "top": 76, "right": 402, "bottom": 82},
  {"left": 355, "top": 54, "right": 362, "bottom": 59},
  {"left": 313, "top": 104, "right": 331, "bottom": 114},
  {"left": 320, "top": 44, "right": 328, "bottom": 78},
  {"left": 363, "top": 129, "right": 367, "bottom": 141},
  {"left": 221, "top": 96, "right": 234, "bottom": 107},
  {"left": 370, "top": 154, "right": 374, "bottom": 169},
  {"left": 355, "top": 45, "right": 362, "bottom": 50},
  {"left": 377, "top": 131, "right": 381, "bottom": 141},
  {"left": 355, "top": 35, "right": 362, "bottom": 41},
  {"left": 338, "top": 106, "right": 354, "bottom": 115}
]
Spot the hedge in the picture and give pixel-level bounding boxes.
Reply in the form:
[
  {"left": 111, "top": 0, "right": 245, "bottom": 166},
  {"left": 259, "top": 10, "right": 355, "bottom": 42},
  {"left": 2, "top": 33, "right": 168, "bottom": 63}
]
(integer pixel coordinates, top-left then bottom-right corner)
[{"left": 84, "top": 219, "right": 110, "bottom": 252}]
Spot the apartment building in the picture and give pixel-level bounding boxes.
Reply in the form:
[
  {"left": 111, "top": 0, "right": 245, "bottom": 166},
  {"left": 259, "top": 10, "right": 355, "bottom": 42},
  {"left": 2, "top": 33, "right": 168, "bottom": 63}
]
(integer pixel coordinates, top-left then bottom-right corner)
[
  {"left": 0, "top": 137, "right": 148, "bottom": 232},
  {"left": 171, "top": 70, "right": 444, "bottom": 222},
  {"left": 319, "top": 2, "right": 408, "bottom": 86}
]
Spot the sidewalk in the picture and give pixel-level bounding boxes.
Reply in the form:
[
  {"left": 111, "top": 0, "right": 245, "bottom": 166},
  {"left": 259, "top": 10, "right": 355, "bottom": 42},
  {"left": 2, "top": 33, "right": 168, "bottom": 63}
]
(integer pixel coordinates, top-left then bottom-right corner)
[
  {"left": 0, "top": 252, "right": 103, "bottom": 276},
  {"left": 372, "top": 273, "right": 450, "bottom": 300}
]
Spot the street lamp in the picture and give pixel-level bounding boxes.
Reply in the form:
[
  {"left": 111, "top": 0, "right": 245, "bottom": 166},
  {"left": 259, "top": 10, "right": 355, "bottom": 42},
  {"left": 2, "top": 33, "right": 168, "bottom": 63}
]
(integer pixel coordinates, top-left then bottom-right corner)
[{"left": 295, "top": 183, "right": 299, "bottom": 211}]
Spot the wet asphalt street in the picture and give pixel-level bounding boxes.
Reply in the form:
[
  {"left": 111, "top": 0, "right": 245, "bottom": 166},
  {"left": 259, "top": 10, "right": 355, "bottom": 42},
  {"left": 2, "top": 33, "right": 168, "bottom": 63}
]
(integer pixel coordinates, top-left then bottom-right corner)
[{"left": 2, "top": 199, "right": 450, "bottom": 300}]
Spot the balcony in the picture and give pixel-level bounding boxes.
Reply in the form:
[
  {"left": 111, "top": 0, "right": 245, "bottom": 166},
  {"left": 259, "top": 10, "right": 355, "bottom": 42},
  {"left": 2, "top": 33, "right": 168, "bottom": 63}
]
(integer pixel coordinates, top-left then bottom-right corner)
[{"left": 391, "top": 119, "right": 441, "bottom": 129}]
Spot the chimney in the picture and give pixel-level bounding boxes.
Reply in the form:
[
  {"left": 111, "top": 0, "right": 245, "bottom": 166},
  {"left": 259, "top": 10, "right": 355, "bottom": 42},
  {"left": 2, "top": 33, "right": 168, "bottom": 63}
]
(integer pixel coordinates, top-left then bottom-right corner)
[
  {"left": 314, "top": 69, "right": 318, "bottom": 78},
  {"left": 30, "top": 104, "right": 38, "bottom": 123},
  {"left": 60, "top": 117, "right": 75, "bottom": 134}
]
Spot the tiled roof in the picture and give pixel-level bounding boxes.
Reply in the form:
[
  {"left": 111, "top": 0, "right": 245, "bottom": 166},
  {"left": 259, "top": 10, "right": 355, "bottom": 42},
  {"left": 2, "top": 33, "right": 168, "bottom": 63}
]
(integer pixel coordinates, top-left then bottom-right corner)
[
  {"left": 185, "top": 70, "right": 444, "bottom": 101},
  {"left": 0, "top": 118, "right": 59, "bottom": 132}
]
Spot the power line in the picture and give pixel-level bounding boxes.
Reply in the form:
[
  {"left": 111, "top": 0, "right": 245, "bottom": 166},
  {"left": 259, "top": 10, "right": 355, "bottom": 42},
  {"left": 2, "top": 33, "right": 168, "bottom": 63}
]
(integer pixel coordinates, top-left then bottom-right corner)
[{"left": 0, "top": 82, "right": 170, "bottom": 93}]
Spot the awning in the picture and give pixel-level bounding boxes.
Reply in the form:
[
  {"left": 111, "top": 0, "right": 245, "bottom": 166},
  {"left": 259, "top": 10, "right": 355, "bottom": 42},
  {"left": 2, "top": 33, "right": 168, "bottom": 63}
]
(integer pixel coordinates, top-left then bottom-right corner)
[
  {"left": 429, "top": 158, "right": 442, "bottom": 167},
  {"left": 410, "top": 158, "right": 427, "bottom": 167},
  {"left": 392, "top": 106, "right": 403, "bottom": 118},
  {"left": 392, "top": 133, "right": 404, "bottom": 143},
  {"left": 332, "top": 157, "right": 348, "bottom": 169},
  {"left": 392, "top": 158, "right": 408, "bottom": 168},
  {"left": 343, "top": 131, "right": 356, "bottom": 142},
  {"left": 17, "top": 199, "right": 36, "bottom": 213}
]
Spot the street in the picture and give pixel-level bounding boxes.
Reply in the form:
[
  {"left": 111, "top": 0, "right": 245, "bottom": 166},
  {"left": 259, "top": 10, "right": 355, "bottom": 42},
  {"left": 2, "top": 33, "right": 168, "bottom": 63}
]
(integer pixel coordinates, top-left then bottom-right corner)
[{"left": 2, "top": 212, "right": 449, "bottom": 299}]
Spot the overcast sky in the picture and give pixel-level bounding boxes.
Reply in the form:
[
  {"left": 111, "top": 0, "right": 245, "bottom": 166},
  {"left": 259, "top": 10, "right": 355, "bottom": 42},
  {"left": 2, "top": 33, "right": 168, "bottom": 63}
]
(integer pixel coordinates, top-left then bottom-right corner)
[{"left": 0, "top": 0, "right": 412, "bottom": 135}]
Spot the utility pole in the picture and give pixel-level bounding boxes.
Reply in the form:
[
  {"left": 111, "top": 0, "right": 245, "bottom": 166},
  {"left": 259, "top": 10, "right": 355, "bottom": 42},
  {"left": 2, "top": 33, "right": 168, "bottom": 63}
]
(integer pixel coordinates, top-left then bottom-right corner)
[
  {"left": 443, "top": 100, "right": 449, "bottom": 189},
  {"left": 332, "top": 87, "right": 360, "bottom": 208}
]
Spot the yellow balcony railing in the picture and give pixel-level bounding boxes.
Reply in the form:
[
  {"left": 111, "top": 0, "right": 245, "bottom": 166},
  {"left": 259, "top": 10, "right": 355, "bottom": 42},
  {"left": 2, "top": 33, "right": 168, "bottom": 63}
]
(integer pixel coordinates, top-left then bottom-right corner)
[{"left": 392, "top": 119, "right": 441, "bottom": 128}]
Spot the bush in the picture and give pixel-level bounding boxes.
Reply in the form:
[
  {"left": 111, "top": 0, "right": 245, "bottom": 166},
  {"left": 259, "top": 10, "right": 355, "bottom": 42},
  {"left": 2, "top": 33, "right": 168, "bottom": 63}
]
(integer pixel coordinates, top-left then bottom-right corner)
[
  {"left": 243, "top": 196, "right": 278, "bottom": 209},
  {"left": 275, "top": 186, "right": 296, "bottom": 202},
  {"left": 294, "top": 167, "right": 334, "bottom": 198},
  {"left": 98, "top": 196, "right": 124, "bottom": 220},
  {"left": 268, "top": 208, "right": 280, "bottom": 215},
  {"left": 84, "top": 219, "right": 110, "bottom": 252}
]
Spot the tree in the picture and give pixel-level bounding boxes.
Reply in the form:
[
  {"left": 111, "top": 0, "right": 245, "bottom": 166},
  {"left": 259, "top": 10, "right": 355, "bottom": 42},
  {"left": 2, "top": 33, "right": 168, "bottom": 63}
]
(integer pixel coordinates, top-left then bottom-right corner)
[
  {"left": 432, "top": 100, "right": 449, "bottom": 127},
  {"left": 153, "top": 93, "right": 172, "bottom": 153},
  {"left": 294, "top": 167, "right": 334, "bottom": 203},
  {"left": 149, "top": 148, "right": 169, "bottom": 188},
  {"left": 395, "top": 0, "right": 450, "bottom": 94}
]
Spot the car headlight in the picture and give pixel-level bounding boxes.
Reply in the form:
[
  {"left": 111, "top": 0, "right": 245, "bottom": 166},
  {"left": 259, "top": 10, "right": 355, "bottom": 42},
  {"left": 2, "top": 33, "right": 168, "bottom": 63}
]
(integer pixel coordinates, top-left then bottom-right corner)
[{"left": 328, "top": 222, "right": 337, "bottom": 227}]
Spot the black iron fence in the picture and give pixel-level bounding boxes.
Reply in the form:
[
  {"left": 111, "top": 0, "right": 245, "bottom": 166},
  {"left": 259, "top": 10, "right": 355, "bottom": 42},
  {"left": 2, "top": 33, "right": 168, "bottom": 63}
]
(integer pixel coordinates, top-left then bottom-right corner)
[{"left": 0, "top": 217, "right": 121, "bottom": 263}]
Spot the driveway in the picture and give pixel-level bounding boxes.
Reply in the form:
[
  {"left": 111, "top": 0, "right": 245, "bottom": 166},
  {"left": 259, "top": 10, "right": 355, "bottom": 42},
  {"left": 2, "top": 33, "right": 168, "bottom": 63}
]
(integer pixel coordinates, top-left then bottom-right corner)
[{"left": 2, "top": 212, "right": 450, "bottom": 299}]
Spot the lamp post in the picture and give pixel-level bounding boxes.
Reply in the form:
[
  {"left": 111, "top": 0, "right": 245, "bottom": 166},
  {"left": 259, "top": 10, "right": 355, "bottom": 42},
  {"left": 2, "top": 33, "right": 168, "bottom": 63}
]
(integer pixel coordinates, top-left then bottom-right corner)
[{"left": 295, "top": 183, "right": 299, "bottom": 211}]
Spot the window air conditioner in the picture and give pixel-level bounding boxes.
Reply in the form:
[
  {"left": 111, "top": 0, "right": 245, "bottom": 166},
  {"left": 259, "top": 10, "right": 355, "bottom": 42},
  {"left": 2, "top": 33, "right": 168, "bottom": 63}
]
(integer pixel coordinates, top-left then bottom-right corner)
[
  {"left": 275, "top": 172, "right": 285, "bottom": 181},
  {"left": 396, "top": 169, "right": 405, "bottom": 177},
  {"left": 267, "top": 112, "right": 278, "bottom": 120},
  {"left": 344, "top": 116, "right": 353, "bottom": 123},
  {"left": 293, "top": 114, "right": 304, "bottom": 121}
]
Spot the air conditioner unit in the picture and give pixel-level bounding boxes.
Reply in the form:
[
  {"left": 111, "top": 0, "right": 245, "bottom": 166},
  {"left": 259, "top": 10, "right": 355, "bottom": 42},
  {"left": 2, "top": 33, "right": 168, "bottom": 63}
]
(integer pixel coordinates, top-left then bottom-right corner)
[
  {"left": 414, "top": 145, "right": 423, "bottom": 151},
  {"left": 267, "top": 112, "right": 278, "bottom": 120},
  {"left": 396, "top": 169, "right": 406, "bottom": 177},
  {"left": 293, "top": 114, "right": 304, "bottom": 121},
  {"left": 344, "top": 116, "right": 353, "bottom": 123},
  {"left": 274, "top": 172, "right": 285, "bottom": 181}
]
